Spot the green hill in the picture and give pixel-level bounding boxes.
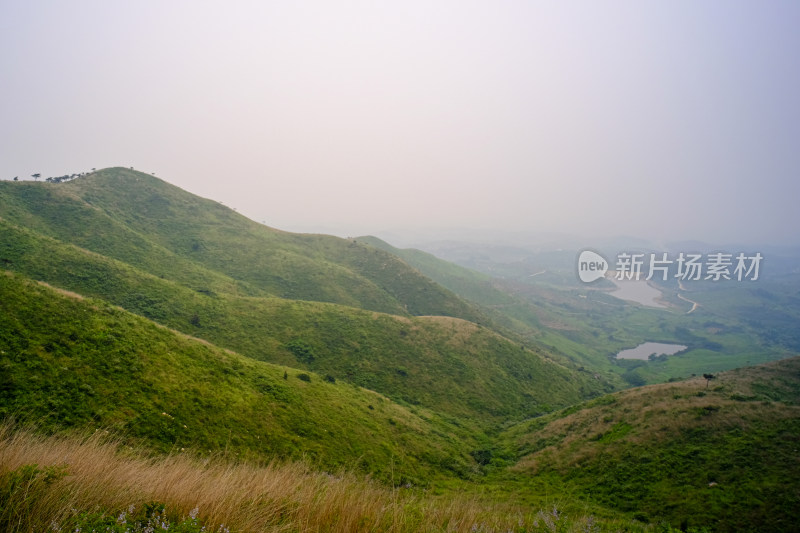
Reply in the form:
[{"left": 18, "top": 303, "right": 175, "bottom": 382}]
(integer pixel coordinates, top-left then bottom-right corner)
[
  {"left": 0, "top": 168, "right": 482, "bottom": 319},
  {"left": 0, "top": 218, "right": 607, "bottom": 425},
  {"left": 0, "top": 272, "right": 477, "bottom": 484},
  {"left": 353, "top": 236, "right": 638, "bottom": 387},
  {"left": 0, "top": 169, "right": 612, "bottom": 427},
  {"left": 498, "top": 358, "right": 800, "bottom": 531},
  {"left": 1, "top": 169, "right": 798, "bottom": 532}
]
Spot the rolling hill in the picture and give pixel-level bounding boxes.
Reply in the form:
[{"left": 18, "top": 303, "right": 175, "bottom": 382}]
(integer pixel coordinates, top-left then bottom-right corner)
[
  {"left": 1, "top": 169, "right": 482, "bottom": 318},
  {"left": 0, "top": 169, "right": 612, "bottom": 427},
  {"left": 3, "top": 168, "right": 798, "bottom": 531},
  {"left": 0, "top": 271, "right": 476, "bottom": 484},
  {"left": 498, "top": 357, "right": 800, "bottom": 531}
]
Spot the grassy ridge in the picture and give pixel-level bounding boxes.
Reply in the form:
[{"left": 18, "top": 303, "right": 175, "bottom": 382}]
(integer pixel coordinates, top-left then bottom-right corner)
[
  {"left": 352, "top": 237, "right": 631, "bottom": 384},
  {"left": 0, "top": 272, "right": 478, "bottom": 483},
  {"left": 46, "top": 168, "right": 484, "bottom": 319},
  {"left": 1, "top": 170, "right": 797, "bottom": 531},
  {"left": 499, "top": 358, "right": 800, "bottom": 531},
  {"left": 0, "top": 180, "right": 254, "bottom": 299},
  {"left": 0, "top": 170, "right": 467, "bottom": 316},
  {"left": 354, "top": 235, "right": 562, "bottom": 356},
  {"left": 0, "top": 217, "right": 609, "bottom": 425}
]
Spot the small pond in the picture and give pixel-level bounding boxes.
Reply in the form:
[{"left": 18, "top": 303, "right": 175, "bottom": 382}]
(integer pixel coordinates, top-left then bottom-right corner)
[
  {"left": 607, "top": 276, "right": 667, "bottom": 308},
  {"left": 615, "top": 342, "right": 687, "bottom": 360}
]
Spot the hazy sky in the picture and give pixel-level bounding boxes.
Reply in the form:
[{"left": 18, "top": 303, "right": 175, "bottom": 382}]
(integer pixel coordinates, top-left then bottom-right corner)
[{"left": 2, "top": 1, "right": 799, "bottom": 245}]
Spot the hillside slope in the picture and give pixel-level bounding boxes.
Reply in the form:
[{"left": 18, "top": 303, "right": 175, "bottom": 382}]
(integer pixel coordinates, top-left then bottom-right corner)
[
  {"left": 0, "top": 272, "right": 478, "bottom": 484},
  {"left": 500, "top": 358, "right": 800, "bottom": 531},
  {"left": 357, "top": 235, "right": 517, "bottom": 307},
  {"left": 0, "top": 168, "right": 483, "bottom": 319},
  {"left": 0, "top": 170, "right": 614, "bottom": 425},
  {"left": 0, "top": 219, "right": 609, "bottom": 423}
]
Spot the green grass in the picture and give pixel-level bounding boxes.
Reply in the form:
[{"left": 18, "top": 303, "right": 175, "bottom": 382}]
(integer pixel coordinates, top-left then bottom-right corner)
[
  {"left": 47, "top": 168, "right": 484, "bottom": 319},
  {"left": 496, "top": 358, "right": 800, "bottom": 531},
  {"left": 0, "top": 272, "right": 477, "bottom": 484},
  {"left": 0, "top": 211, "right": 610, "bottom": 427},
  {"left": 2, "top": 169, "right": 798, "bottom": 531}
]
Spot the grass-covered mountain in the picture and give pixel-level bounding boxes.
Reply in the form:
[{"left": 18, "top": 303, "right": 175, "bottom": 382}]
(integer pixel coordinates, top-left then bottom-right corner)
[
  {"left": 497, "top": 357, "right": 800, "bottom": 531},
  {"left": 4, "top": 273, "right": 796, "bottom": 531},
  {"left": 1, "top": 169, "right": 481, "bottom": 318},
  {"left": 3, "top": 168, "right": 798, "bottom": 531},
  {"left": 0, "top": 272, "right": 476, "bottom": 484},
  {"left": 0, "top": 169, "right": 611, "bottom": 427}
]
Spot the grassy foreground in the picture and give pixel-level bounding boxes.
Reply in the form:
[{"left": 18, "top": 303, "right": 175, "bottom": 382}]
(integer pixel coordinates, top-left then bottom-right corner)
[{"left": 0, "top": 423, "right": 661, "bottom": 533}]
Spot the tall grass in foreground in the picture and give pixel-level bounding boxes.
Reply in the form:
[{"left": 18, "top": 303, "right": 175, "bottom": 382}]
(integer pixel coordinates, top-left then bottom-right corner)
[{"left": 0, "top": 423, "right": 656, "bottom": 532}]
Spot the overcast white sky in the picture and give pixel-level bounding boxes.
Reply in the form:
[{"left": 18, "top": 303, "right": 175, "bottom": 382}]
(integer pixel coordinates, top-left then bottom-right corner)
[{"left": 2, "top": 1, "right": 799, "bottom": 245}]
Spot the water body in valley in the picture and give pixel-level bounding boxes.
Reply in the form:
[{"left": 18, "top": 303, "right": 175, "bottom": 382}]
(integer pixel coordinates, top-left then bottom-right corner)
[
  {"left": 616, "top": 342, "right": 688, "bottom": 360},
  {"left": 606, "top": 274, "right": 667, "bottom": 308}
]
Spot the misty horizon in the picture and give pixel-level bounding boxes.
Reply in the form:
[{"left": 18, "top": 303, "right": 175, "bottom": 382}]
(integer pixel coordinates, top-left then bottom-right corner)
[
  {"left": 3, "top": 167, "right": 797, "bottom": 251},
  {"left": 2, "top": 2, "right": 799, "bottom": 246}
]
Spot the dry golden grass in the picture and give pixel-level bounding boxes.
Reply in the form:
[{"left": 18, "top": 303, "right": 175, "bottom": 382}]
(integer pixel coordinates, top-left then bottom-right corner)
[
  {"left": 0, "top": 423, "right": 602, "bottom": 532},
  {"left": 33, "top": 280, "right": 86, "bottom": 300}
]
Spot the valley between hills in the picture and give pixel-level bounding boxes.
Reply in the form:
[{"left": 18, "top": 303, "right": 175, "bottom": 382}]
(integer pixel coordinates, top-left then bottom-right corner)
[{"left": 1, "top": 168, "right": 798, "bottom": 532}]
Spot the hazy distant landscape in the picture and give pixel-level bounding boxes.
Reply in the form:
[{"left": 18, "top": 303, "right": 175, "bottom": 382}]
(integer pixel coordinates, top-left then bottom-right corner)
[
  {"left": 0, "top": 168, "right": 797, "bottom": 532},
  {"left": 2, "top": 1, "right": 799, "bottom": 531}
]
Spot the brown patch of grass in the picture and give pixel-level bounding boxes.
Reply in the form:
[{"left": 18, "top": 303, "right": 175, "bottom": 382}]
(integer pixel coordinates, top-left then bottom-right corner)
[
  {"left": 39, "top": 283, "right": 86, "bottom": 300},
  {"left": 2, "top": 276, "right": 86, "bottom": 301},
  {"left": 0, "top": 423, "right": 607, "bottom": 532}
]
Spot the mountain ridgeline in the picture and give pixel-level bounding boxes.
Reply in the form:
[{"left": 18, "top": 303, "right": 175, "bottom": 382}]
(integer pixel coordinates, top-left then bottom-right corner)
[
  {"left": 1, "top": 168, "right": 799, "bottom": 531},
  {"left": 0, "top": 168, "right": 609, "bottom": 430},
  {"left": 1, "top": 169, "right": 476, "bottom": 317}
]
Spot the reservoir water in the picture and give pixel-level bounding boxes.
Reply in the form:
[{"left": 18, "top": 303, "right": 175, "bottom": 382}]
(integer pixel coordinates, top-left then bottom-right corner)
[
  {"left": 616, "top": 342, "right": 687, "bottom": 360},
  {"left": 607, "top": 275, "right": 667, "bottom": 308}
]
